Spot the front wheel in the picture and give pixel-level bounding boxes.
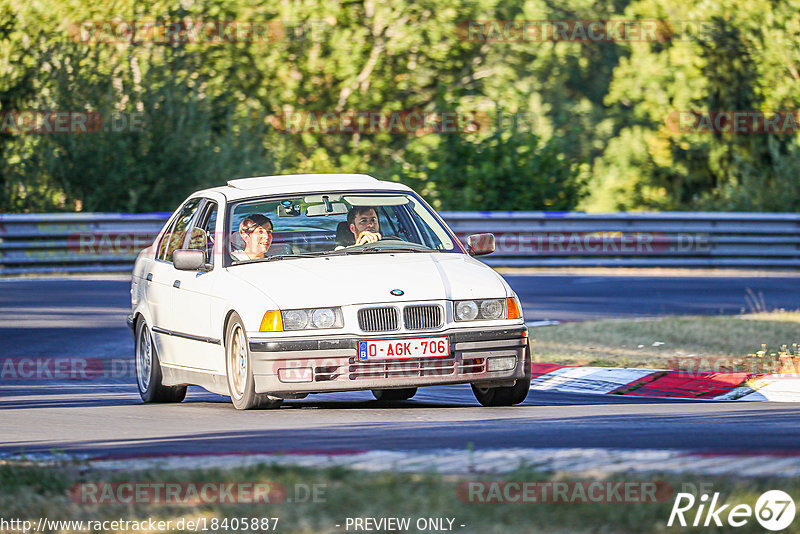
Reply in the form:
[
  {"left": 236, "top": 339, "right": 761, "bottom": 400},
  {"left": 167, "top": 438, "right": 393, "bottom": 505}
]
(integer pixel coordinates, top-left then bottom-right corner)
[
  {"left": 471, "top": 341, "right": 531, "bottom": 407},
  {"left": 225, "top": 312, "right": 283, "bottom": 410},
  {"left": 372, "top": 388, "right": 417, "bottom": 401},
  {"left": 135, "top": 319, "right": 186, "bottom": 403}
]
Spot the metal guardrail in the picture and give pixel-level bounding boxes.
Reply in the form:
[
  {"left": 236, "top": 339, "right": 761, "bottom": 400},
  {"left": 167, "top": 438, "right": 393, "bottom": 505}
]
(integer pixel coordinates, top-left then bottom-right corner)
[
  {"left": 0, "top": 213, "right": 170, "bottom": 274},
  {"left": 444, "top": 212, "right": 800, "bottom": 268},
  {"left": 0, "top": 211, "right": 799, "bottom": 273}
]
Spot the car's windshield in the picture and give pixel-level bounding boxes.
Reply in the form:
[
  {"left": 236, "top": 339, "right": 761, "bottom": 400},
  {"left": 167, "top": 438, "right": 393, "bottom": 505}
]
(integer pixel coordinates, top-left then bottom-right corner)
[{"left": 227, "top": 191, "right": 460, "bottom": 264}]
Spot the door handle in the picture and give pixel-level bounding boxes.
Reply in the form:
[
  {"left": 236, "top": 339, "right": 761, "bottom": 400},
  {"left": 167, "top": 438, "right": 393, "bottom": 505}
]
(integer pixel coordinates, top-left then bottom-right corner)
[
  {"left": 173, "top": 280, "right": 181, "bottom": 288},
  {"left": 146, "top": 273, "right": 153, "bottom": 281}
]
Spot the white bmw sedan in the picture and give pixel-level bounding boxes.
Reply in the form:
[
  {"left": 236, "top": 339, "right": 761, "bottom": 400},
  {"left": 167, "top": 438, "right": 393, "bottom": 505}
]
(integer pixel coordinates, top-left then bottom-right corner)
[{"left": 128, "top": 174, "right": 530, "bottom": 409}]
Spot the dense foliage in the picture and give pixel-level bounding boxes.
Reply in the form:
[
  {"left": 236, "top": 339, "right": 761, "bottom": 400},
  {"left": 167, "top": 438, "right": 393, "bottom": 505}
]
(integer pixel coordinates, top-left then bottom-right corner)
[{"left": 0, "top": 0, "right": 798, "bottom": 213}]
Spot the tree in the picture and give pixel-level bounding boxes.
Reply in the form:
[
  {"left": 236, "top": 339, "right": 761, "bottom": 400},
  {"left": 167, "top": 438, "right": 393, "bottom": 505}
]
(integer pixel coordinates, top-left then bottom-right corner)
[{"left": 592, "top": 0, "right": 800, "bottom": 211}]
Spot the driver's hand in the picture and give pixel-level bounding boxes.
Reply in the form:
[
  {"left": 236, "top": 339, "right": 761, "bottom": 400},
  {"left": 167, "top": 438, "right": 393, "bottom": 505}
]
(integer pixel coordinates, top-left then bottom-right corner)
[{"left": 355, "top": 231, "right": 382, "bottom": 246}]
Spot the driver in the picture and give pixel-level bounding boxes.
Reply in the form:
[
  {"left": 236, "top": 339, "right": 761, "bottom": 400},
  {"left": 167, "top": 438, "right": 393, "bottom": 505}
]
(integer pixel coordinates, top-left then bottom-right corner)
[
  {"left": 231, "top": 214, "right": 273, "bottom": 261},
  {"left": 348, "top": 206, "right": 382, "bottom": 246}
]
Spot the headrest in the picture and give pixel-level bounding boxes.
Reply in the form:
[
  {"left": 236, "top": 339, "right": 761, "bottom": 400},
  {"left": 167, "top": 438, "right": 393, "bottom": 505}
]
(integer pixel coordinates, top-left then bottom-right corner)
[{"left": 336, "top": 221, "right": 355, "bottom": 246}]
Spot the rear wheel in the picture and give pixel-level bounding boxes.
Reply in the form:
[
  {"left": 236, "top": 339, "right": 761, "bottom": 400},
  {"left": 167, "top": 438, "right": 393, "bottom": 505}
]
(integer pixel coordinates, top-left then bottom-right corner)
[
  {"left": 135, "top": 319, "right": 186, "bottom": 403},
  {"left": 372, "top": 388, "right": 417, "bottom": 401},
  {"left": 225, "top": 312, "right": 283, "bottom": 410},
  {"left": 471, "top": 341, "right": 531, "bottom": 407}
]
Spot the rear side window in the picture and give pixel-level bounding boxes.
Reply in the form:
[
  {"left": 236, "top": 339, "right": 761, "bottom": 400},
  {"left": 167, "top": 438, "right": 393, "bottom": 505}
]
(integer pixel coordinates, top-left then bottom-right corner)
[{"left": 157, "top": 198, "right": 202, "bottom": 262}]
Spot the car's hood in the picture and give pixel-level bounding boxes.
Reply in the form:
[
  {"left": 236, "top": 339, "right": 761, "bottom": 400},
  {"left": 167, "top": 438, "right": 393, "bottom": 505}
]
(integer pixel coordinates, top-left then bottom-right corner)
[{"left": 226, "top": 252, "right": 509, "bottom": 308}]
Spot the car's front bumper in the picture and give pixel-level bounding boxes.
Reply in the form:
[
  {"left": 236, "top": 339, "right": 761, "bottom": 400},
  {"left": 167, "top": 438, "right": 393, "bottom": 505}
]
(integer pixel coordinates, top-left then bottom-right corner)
[{"left": 248, "top": 326, "right": 529, "bottom": 394}]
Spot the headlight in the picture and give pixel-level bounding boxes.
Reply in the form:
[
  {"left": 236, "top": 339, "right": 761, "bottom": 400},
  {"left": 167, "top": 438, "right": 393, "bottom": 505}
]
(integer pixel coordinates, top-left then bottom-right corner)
[
  {"left": 312, "top": 308, "right": 337, "bottom": 329},
  {"left": 281, "top": 308, "right": 343, "bottom": 331},
  {"left": 454, "top": 299, "right": 508, "bottom": 321},
  {"left": 480, "top": 299, "right": 504, "bottom": 319},
  {"left": 455, "top": 300, "right": 479, "bottom": 321},
  {"left": 283, "top": 309, "right": 310, "bottom": 330}
]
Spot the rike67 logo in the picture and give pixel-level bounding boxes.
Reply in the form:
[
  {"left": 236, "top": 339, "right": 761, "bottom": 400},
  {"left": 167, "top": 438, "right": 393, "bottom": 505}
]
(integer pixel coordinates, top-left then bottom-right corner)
[{"left": 668, "top": 490, "right": 796, "bottom": 531}]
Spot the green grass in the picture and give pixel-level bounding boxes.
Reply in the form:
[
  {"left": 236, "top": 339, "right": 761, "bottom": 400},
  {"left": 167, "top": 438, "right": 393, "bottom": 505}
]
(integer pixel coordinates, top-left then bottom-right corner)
[
  {"left": 530, "top": 311, "right": 800, "bottom": 369},
  {"left": 2, "top": 462, "right": 800, "bottom": 533}
]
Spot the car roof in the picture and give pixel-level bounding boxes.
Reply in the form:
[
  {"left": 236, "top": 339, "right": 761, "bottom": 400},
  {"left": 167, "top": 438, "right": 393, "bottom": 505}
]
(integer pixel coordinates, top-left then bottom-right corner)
[{"left": 195, "top": 173, "right": 414, "bottom": 201}]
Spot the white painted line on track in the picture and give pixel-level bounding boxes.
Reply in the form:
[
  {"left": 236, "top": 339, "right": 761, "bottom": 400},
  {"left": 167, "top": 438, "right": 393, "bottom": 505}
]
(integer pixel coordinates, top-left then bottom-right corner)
[{"left": 525, "top": 320, "right": 561, "bottom": 327}]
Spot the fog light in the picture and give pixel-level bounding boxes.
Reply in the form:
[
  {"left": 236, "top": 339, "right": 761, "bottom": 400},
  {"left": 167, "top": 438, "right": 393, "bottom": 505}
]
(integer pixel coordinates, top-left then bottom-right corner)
[
  {"left": 487, "top": 356, "right": 516, "bottom": 372},
  {"left": 278, "top": 367, "right": 313, "bottom": 383}
]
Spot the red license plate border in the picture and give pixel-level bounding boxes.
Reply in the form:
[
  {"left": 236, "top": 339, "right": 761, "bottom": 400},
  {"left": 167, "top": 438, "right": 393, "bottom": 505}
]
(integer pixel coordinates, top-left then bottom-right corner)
[{"left": 358, "top": 336, "right": 450, "bottom": 361}]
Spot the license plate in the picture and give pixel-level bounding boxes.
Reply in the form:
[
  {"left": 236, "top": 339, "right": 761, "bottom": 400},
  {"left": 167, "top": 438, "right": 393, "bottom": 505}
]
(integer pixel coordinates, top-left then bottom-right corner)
[{"left": 358, "top": 336, "right": 450, "bottom": 361}]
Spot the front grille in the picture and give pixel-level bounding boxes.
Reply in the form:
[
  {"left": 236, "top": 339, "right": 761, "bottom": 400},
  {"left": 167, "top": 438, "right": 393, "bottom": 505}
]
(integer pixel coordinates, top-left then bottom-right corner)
[
  {"left": 403, "top": 305, "right": 442, "bottom": 330},
  {"left": 358, "top": 307, "right": 399, "bottom": 332},
  {"left": 314, "top": 365, "right": 342, "bottom": 382},
  {"left": 459, "top": 357, "right": 486, "bottom": 374},
  {"left": 348, "top": 356, "right": 485, "bottom": 380},
  {"left": 349, "top": 356, "right": 455, "bottom": 379}
]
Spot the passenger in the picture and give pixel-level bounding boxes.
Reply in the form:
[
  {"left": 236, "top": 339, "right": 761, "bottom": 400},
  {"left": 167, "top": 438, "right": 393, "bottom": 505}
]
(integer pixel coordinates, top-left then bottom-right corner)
[
  {"left": 231, "top": 214, "right": 273, "bottom": 261},
  {"left": 348, "top": 206, "right": 382, "bottom": 246}
]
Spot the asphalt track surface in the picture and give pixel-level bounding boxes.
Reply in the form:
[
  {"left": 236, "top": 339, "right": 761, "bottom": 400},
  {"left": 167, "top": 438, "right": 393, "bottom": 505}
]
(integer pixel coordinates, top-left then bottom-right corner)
[{"left": 1, "top": 274, "right": 799, "bottom": 458}]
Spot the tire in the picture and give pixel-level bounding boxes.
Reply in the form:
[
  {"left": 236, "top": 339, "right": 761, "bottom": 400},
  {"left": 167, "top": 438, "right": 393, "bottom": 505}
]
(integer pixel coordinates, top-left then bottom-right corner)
[
  {"left": 135, "top": 318, "right": 187, "bottom": 403},
  {"left": 471, "top": 340, "right": 532, "bottom": 407},
  {"left": 372, "top": 387, "right": 417, "bottom": 401},
  {"left": 225, "top": 312, "right": 283, "bottom": 410}
]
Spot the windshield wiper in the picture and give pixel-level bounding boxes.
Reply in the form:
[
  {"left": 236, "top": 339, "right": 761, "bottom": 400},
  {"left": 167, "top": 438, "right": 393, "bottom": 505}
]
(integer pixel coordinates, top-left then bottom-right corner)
[
  {"left": 360, "top": 246, "right": 432, "bottom": 253},
  {"left": 329, "top": 245, "right": 434, "bottom": 255},
  {"left": 258, "top": 253, "right": 324, "bottom": 262}
]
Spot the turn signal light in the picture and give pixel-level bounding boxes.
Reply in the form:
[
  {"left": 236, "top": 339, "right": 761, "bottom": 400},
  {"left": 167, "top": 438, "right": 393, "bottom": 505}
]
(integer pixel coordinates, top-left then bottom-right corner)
[
  {"left": 259, "top": 310, "right": 284, "bottom": 332},
  {"left": 506, "top": 297, "right": 522, "bottom": 320}
]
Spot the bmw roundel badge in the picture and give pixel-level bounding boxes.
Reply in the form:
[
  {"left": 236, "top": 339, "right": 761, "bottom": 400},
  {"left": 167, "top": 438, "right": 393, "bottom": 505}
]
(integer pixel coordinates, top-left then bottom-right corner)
[{"left": 390, "top": 289, "right": 404, "bottom": 296}]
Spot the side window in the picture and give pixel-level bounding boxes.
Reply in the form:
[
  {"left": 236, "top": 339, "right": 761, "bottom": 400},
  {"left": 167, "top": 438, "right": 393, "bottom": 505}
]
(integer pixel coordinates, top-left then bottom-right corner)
[
  {"left": 158, "top": 198, "right": 202, "bottom": 262},
  {"left": 188, "top": 202, "right": 218, "bottom": 264}
]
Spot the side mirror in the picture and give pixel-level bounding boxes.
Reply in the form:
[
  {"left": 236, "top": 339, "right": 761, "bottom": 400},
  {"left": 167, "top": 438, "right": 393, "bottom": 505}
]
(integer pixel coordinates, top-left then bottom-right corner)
[
  {"left": 466, "top": 233, "right": 495, "bottom": 256},
  {"left": 173, "top": 249, "right": 207, "bottom": 271}
]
